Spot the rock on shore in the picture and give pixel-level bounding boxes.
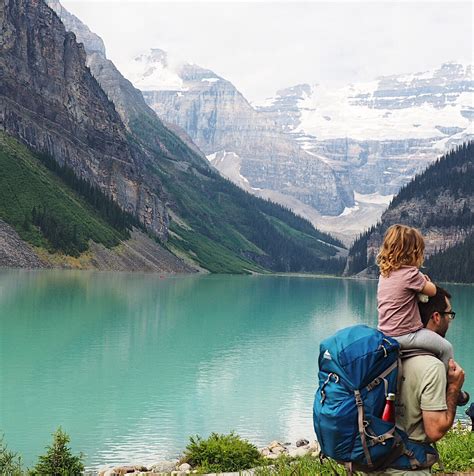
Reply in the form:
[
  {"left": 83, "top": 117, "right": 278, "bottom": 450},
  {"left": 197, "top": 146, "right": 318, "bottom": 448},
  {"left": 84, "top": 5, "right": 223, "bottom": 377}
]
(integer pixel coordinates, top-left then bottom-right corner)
[{"left": 92, "top": 439, "right": 321, "bottom": 476}]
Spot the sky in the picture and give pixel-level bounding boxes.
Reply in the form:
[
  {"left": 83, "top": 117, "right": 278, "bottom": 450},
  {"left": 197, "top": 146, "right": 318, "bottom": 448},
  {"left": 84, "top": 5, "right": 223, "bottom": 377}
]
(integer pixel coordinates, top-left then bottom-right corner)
[{"left": 61, "top": 1, "right": 473, "bottom": 103}]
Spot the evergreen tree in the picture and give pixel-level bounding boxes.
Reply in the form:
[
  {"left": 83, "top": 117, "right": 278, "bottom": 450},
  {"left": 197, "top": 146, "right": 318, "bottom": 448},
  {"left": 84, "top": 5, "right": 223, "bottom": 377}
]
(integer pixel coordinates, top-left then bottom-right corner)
[
  {"left": 346, "top": 142, "right": 473, "bottom": 280},
  {"left": 30, "top": 428, "right": 84, "bottom": 476}
]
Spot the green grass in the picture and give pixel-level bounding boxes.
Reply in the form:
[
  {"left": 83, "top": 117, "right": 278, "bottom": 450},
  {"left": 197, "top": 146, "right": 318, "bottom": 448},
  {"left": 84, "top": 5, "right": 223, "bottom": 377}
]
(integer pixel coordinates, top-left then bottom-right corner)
[
  {"left": 0, "top": 132, "right": 125, "bottom": 255},
  {"left": 432, "top": 423, "right": 474, "bottom": 473},
  {"left": 254, "top": 455, "right": 348, "bottom": 476}
]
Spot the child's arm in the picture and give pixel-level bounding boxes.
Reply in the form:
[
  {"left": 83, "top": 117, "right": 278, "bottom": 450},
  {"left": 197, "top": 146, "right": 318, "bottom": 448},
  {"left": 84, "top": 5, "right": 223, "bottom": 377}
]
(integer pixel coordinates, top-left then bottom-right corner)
[{"left": 421, "top": 273, "right": 436, "bottom": 296}]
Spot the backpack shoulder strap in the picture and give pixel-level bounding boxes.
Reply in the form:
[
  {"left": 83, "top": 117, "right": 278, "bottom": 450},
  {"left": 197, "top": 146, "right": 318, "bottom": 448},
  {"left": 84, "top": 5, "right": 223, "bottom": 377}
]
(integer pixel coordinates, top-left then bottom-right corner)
[
  {"left": 354, "top": 389, "right": 373, "bottom": 467},
  {"left": 400, "top": 349, "right": 437, "bottom": 360}
]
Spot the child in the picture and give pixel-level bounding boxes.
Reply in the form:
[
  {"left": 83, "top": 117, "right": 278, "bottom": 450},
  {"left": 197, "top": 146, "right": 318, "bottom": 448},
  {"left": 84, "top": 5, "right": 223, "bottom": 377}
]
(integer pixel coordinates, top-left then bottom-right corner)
[{"left": 376, "top": 224, "right": 454, "bottom": 367}]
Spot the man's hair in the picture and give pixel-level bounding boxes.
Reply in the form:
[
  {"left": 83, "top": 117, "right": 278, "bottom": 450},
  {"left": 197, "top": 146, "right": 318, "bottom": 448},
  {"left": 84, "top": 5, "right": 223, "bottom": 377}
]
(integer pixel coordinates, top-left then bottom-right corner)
[{"left": 419, "top": 286, "right": 452, "bottom": 327}]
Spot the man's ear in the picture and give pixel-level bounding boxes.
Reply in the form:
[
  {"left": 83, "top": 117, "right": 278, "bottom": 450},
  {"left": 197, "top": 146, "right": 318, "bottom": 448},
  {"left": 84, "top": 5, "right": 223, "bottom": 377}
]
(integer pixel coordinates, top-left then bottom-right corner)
[{"left": 431, "top": 312, "right": 441, "bottom": 324}]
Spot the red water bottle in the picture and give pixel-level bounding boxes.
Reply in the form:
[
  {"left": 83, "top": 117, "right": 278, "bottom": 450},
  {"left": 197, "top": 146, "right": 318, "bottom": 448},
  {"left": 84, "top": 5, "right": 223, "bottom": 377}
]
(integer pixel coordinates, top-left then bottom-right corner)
[{"left": 382, "top": 393, "right": 396, "bottom": 423}]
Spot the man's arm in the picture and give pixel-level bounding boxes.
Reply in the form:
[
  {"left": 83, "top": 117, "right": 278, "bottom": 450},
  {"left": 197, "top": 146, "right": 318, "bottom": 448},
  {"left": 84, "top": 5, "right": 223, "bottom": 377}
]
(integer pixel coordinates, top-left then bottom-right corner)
[{"left": 423, "top": 359, "right": 465, "bottom": 442}]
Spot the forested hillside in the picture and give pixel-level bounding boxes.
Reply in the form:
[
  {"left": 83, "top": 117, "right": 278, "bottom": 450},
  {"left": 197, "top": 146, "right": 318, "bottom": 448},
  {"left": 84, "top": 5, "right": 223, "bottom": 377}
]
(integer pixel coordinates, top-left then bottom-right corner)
[
  {"left": 424, "top": 232, "right": 473, "bottom": 283},
  {"left": 0, "top": 132, "right": 131, "bottom": 257},
  {"left": 345, "top": 142, "right": 473, "bottom": 282}
]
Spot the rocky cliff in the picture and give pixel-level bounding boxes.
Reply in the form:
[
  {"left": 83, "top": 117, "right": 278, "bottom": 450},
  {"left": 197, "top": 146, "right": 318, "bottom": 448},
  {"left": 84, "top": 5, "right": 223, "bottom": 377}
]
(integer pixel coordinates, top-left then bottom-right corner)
[{"left": 0, "top": 0, "right": 168, "bottom": 238}]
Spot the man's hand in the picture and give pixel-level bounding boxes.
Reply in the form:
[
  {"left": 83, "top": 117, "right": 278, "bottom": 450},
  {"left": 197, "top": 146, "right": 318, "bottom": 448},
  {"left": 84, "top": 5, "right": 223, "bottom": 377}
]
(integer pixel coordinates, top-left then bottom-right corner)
[{"left": 448, "top": 359, "right": 465, "bottom": 390}]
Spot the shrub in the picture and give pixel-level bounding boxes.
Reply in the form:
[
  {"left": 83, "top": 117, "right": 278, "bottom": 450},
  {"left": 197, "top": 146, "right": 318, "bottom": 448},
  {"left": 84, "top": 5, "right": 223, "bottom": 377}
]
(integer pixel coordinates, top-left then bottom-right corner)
[
  {"left": 183, "top": 432, "right": 262, "bottom": 473},
  {"left": 432, "top": 422, "right": 474, "bottom": 473},
  {"left": 30, "top": 428, "right": 84, "bottom": 476},
  {"left": 0, "top": 436, "right": 23, "bottom": 475}
]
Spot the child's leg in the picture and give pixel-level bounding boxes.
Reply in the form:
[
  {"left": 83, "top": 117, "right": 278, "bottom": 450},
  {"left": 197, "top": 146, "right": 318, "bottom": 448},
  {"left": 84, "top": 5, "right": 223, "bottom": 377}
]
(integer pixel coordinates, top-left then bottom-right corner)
[{"left": 396, "top": 329, "right": 454, "bottom": 369}]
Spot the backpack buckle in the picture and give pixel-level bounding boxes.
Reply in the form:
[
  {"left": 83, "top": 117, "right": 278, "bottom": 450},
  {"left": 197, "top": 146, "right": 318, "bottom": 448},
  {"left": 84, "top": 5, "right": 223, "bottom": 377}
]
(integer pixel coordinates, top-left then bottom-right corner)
[{"left": 320, "top": 373, "right": 339, "bottom": 404}]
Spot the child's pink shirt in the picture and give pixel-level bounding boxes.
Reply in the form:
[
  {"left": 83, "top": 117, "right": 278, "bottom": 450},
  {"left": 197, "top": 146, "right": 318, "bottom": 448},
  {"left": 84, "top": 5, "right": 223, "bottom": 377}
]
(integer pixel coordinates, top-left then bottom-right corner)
[{"left": 377, "top": 266, "right": 427, "bottom": 337}]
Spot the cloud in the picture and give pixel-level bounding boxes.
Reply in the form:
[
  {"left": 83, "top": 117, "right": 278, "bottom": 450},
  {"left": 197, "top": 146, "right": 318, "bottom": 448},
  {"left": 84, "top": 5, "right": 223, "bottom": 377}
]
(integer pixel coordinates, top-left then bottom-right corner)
[{"left": 61, "top": 1, "right": 473, "bottom": 102}]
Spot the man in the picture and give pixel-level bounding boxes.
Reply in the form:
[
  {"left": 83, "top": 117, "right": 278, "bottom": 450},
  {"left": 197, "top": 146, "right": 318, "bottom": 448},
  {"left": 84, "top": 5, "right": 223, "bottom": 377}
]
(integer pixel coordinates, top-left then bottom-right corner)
[{"left": 370, "top": 286, "right": 465, "bottom": 475}]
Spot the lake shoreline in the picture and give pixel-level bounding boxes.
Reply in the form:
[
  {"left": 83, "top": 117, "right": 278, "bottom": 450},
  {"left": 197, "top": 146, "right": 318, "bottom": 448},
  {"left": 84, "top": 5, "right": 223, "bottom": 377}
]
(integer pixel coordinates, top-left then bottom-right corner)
[
  {"left": 2, "top": 266, "right": 473, "bottom": 286},
  {"left": 85, "top": 422, "right": 473, "bottom": 475}
]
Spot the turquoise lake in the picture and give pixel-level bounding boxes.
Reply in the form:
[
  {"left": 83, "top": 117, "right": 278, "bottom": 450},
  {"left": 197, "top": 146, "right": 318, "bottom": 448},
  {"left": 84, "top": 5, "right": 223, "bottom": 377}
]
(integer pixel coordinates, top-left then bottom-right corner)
[{"left": 1, "top": 270, "right": 472, "bottom": 469}]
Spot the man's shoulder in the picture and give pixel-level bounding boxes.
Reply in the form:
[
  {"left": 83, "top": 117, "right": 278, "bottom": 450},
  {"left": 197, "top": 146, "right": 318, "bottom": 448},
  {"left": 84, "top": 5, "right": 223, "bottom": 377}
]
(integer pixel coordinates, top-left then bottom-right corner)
[
  {"left": 402, "top": 355, "right": 444, "bottom": 375},
  {"left": 403, "top": 354, "right": 444, "bottom": 367}
]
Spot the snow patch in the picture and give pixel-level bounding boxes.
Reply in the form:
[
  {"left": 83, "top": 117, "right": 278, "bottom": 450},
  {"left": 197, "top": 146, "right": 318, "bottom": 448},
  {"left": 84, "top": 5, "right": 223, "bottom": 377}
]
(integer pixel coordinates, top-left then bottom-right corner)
[
  {"left": 339, "top": 204, "right": 360, "bottom": 216},
  {"left": 252, "top": 96, "right": 277, "bottom": 109},
  {"left": 125, "top": 50, "right": 187, "bottom": 92},
  {"left": 290, "top": 67, "right": 473, "bottom": 141},
  {"left": 354, "top": 192, "right": 393, "bottom": 205},
  {"left": 206, "top": 152, "right": 217, "bottom": 162},
  {"left": 295, "top": 84, "right": 472, "bottom": 141}
]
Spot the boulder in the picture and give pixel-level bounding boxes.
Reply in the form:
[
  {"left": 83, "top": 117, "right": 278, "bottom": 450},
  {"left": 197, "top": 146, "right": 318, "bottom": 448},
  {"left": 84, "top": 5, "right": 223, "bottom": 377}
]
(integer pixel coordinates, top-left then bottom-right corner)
[
  {"left": 309, "top": 440, "right": 321, "bottom": 454},
  {"left": 296, "top": 438, "right": 309, "bottom": 447},
  {"left": 268, "top": 440, "right": 281, "bottom": 449},
  {"left": 289, "top": 447, "right": 310, "bottom": 458},
  {"left": 270, "top": 445, "right": 286, "bottom": 456},
  {"left": 259, "top": 447, "right": 270, "bottom": 456},
  {"left": 150, "top": 460, "right": 178, "bottom": 472}
]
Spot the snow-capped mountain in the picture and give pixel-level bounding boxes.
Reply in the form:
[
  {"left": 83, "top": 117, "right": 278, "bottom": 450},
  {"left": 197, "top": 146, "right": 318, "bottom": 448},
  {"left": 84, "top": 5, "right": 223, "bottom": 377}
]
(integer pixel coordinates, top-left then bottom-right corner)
[
  {"left": 126, "top": 50, "right": 473, "bottom": 242},
  {"left": 256, "top": 63, "right": 473, "bottom": 197},
  {"left": 256, "top": 63, "right": 472, "bottom": 141},
  {"left": 127, "top": 49, "right": 354, "bottom": 218}
]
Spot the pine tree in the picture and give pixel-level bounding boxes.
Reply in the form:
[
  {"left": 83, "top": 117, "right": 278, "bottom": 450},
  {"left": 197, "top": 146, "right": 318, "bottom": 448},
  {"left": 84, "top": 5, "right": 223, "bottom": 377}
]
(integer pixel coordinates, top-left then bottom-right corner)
[{"left": 30, "top": 428, "right": 84, "bottom": 476}]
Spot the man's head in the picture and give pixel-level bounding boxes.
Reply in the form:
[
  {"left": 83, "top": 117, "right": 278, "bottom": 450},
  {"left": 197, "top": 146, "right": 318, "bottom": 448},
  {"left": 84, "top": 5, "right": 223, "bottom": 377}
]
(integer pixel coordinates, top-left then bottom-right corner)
[{"left": 419, "top": 286, "right": 453, "bottom": 337}]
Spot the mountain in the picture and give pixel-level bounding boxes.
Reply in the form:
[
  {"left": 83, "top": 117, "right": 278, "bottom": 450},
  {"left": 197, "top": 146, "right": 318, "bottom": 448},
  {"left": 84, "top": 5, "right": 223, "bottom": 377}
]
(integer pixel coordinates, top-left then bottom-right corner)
[
  {"left": 344, "top": 142, "right": 473, "bottom": 283},
  {"left": 125, "top": 48, "right": 472, "bottom": 242},
  {"left": 126, "top": 49, "right": 355, "bottom": 217},
  {"left": 0, "top": 0, "right": 344, "bottom": 274},
  {"left": 0, "top": 0, "right": 171, "bottom": 237},
  {"left": 0, "top": 131, "right": 191, "bottom": 272},
  {"left": 256, "top": 65, "right": 473, "bottom": 226}
]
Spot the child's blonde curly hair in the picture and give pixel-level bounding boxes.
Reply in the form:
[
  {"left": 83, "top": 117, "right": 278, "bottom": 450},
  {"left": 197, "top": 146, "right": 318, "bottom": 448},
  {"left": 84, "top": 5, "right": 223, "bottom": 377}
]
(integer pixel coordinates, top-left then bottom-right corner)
[{"left": 377, "top": 224, "right": 425, "bottom": 277}]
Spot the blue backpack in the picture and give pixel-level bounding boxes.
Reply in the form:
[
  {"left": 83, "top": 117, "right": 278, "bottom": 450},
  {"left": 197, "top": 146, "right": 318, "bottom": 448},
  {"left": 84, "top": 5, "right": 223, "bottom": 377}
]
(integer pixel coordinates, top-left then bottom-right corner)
[{"left": 313, "top": 325, "right": 439, "bottom": 473}]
